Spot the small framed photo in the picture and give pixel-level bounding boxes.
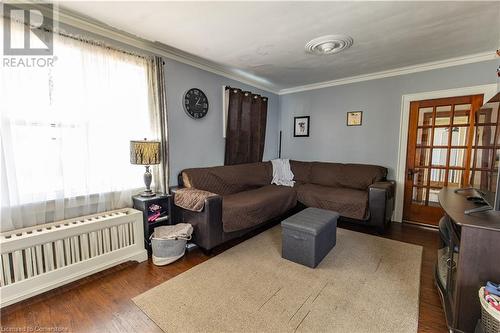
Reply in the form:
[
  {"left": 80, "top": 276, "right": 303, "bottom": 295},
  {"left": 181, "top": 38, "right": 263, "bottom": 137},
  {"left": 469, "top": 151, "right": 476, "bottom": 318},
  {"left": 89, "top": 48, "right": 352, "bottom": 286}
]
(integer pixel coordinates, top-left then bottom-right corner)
[
  {"left": 294, "top": 116, "right": 310, "bottom": 137},
  {"left": 347, "top": 111, "right": 363, "bottom": 126}
]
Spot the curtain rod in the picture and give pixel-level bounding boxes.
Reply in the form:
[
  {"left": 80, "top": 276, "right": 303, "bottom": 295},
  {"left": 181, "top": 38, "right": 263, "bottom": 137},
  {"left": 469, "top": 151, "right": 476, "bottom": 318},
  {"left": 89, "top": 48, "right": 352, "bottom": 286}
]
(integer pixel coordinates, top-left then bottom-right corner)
[
  {"left": 55, "top": 26, "right": 150, "bottom": 60},
  {"left": 225, "top": 86, "right": 268, "bottom": 100},
  {"left": 1, "top": 13, "right": 150, "bottom": 61}
]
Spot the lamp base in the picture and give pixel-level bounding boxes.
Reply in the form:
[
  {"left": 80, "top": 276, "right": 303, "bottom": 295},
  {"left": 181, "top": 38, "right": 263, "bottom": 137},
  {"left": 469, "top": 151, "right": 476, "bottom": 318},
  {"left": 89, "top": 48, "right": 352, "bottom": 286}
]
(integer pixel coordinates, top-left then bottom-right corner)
[
  {"left": 141, "top": 165, "right": 155, "bottom": 197},
  {"left": 140, "top": 189, "right": 156, "bottom": 197}
]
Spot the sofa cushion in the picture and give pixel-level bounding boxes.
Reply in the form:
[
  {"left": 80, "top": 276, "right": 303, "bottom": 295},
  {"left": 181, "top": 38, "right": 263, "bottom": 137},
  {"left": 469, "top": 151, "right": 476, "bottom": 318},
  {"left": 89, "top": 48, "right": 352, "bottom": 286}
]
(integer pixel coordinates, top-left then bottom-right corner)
[
  {"left": 222, "top": 185, "right": 297, "bottom": 232},
  {"left": 290, "top": 160, "right": 312, "bottom": 183},
  {"left": 296, "top": 183, "right": 369, "bottom": 220},
  {"left": 340, "top": 164, "right": 387, "bottom": 190},
  {"left": 181, "top": 162, "right": 272, "bottom": 195},
  {"left": 309, "top": 162, "right": 344, "bottom": 187},
  {"left": 309, "top": 162, "right": 387, "bottom": 190}
]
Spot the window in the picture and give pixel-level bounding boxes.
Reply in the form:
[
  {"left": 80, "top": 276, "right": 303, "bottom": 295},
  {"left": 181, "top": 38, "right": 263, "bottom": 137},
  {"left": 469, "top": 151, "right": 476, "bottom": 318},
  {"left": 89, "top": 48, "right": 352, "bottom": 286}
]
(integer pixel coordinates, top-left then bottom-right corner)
[{"left": 1, "top": 19, "right": 154, "bottom": 231}]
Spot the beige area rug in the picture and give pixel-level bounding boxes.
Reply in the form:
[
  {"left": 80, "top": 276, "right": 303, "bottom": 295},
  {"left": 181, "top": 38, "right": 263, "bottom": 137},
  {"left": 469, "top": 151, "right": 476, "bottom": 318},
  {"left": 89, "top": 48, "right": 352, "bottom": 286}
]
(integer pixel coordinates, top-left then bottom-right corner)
[{"left": 133, "top": 226, "right": 422, "bottom": 333}]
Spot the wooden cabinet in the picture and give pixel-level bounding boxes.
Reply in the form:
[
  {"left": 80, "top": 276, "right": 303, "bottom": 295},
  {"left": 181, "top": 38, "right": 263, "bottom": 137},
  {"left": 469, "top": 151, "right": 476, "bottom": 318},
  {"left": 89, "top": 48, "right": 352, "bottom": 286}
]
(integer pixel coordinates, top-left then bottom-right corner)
[{"left": 436, "top": 188, "right": 500, "bottom": 332}]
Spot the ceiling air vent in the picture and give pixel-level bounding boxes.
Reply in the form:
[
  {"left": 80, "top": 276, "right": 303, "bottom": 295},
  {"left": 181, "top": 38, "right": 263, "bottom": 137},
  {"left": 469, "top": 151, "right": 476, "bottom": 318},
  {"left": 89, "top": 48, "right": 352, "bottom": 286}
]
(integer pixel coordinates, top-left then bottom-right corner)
[{"left": 305, "top": 35, "right": 354, "bottom": 56}]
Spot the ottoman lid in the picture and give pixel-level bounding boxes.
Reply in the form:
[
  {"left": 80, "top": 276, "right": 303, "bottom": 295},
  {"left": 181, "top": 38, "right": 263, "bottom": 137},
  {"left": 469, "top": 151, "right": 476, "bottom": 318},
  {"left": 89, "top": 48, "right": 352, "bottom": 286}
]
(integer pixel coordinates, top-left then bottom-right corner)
[{"left": 281, "top": 208, "right": 338, "bottom": 236}]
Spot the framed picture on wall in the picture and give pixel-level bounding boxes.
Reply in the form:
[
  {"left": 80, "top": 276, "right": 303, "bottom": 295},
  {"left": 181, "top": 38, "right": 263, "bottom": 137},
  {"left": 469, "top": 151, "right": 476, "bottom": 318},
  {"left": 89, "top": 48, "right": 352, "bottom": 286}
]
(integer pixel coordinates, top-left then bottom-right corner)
[
  {"left": 294, "top": 116, "right": 310, "bottom": 137},
  {"left": 347, "top": 111, "right": 363, "bottom": 126}
]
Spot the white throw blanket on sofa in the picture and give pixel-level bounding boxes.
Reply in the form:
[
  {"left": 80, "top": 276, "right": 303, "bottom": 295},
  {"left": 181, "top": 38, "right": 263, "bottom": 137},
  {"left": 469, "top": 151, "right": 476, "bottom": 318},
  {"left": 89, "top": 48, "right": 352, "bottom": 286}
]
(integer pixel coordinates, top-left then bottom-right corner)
[{"left": 271, "top": 159, "right": 295, "bottom": 187}]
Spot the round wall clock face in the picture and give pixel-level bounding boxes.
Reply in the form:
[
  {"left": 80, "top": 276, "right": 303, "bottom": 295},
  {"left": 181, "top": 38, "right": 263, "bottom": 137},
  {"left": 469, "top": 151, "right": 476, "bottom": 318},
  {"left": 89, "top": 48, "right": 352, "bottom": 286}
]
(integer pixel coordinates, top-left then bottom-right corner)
[{"left": 183, "top": 88, "right": 209, "bottom": 119}]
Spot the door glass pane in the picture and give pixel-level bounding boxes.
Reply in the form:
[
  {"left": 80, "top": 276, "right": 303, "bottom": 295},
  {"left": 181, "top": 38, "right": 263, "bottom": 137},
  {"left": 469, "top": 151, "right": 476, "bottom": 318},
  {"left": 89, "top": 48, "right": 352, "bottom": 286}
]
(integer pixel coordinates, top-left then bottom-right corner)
[
  {"left": 428, "top": 188, "right": 440, "bottom": 207},
  {"left": 495, "top": 149, "right": 500, "bottom": 169},
  {"left": 413, "top": 168, "right": 428, "bottom": 186},
  {"left": 492, "top": 170, "right": 499, "bottom": 192},
  {"left": 474, "top": 126, "right": 497, "bottom": 146},
  {"left": 416, "top": 127, "right": 432, "bottom": 146},
  {"left": 473, "top": 149, "right": 493, "bottom": 169},
  {"left": 471, "top": 169, "right": 499, "bottom": 191},
  {"left": 455, "top": 104, "right": 471, "bottom": 111},
  {"left": 431, "top": 148, "right": 447, "bottom": 166},
  {"left": 453, "top": 105, "right": 470, "bottom": 125},
  {"left": 433, "top": 127, "right": 449, "bottom": 146},
  {"left": 435, "top": 105, "right": 451, "bottom": 126},
  {"left": 416, "top": 148, "right": 431, "bottom": 167},
  {"left": 448, "top": 169, "right": 463, "bottom": 187},
  {"left": 470, "top": 170, "right": 493, "bottom": 188},
  {"left": 449, "top": 148, "right": 466, "bottom": 167},
  {"left": 412, "top": 187, "right": 428, "bottom": 205},
  {"left": 451, "top": 126, "right": 468, "bottom": 146},
  {"left": 418, "top": 107, "right": 433, "bottom": 126},
  {"left": 429, "top": 168, "right": 446, "bottom": 187},
  {"left": 477, "top": 106, "right": 498, "bottom": 124}
]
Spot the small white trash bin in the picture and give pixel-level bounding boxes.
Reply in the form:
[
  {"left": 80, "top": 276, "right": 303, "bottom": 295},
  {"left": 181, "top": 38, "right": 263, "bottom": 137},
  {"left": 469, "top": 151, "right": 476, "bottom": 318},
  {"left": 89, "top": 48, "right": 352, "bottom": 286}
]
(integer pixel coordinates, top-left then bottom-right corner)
[{"left": 151, "top": 223, "right": 193, "bottom": 266}]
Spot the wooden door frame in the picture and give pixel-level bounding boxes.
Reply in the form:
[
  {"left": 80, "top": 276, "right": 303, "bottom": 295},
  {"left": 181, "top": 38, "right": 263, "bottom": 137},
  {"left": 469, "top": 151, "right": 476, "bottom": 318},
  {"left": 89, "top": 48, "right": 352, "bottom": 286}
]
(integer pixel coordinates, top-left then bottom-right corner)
[
  {"left": 393, "top": 84, "right": 497, "bottom": 223},
  {"left": 403, "top": 95, "right": 483, "bottom": 226}
]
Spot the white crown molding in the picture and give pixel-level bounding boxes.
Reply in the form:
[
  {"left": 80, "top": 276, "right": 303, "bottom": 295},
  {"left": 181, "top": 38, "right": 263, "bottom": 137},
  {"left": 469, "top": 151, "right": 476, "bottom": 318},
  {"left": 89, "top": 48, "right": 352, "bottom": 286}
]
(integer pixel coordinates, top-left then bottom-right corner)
[{"left": 278, "top": 51, "right": 498, "bottom": 95}]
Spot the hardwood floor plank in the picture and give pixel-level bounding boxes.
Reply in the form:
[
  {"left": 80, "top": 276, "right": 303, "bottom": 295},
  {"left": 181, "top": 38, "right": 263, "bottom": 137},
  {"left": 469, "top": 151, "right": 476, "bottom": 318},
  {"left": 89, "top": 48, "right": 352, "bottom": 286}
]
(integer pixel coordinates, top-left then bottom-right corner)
[{"left": 0, "top": 222, "right": 447, "bottom": 333}]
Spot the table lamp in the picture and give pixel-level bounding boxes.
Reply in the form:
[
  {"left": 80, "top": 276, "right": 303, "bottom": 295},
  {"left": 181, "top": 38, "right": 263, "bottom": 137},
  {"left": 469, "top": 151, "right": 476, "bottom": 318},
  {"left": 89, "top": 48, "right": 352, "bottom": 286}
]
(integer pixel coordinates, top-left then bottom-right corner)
[{"left": 130, "top": 138, "right": 161, "bottom": 197}]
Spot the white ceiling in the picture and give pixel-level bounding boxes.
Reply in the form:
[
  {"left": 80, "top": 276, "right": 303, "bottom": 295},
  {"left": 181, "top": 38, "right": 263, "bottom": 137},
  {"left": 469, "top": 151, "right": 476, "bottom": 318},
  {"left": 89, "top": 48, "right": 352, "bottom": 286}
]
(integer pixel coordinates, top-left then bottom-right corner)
[{"left": 60, "top": 1, "right": 500, "bottom": 92}]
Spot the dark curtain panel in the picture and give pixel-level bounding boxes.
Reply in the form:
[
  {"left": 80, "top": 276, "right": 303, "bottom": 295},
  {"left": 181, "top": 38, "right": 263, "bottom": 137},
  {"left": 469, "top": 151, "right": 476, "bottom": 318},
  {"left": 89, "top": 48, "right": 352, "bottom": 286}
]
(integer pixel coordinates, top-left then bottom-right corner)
[
  {"left": 225, "top": 88, "right": 243, "bottom": 164},
  {"left": 224, "top": 87, "right": 268, "bottom": 165}
]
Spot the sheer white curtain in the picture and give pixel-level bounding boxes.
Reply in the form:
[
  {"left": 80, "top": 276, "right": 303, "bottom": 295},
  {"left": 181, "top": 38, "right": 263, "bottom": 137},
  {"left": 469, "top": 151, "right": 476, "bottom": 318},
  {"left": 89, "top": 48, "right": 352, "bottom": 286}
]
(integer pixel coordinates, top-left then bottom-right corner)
[
  {"left": 148, "top": 56, "right": 169, "bottom": 195},
  {"left": 1, "top": 19, "right": 154, "bottom": 231}
]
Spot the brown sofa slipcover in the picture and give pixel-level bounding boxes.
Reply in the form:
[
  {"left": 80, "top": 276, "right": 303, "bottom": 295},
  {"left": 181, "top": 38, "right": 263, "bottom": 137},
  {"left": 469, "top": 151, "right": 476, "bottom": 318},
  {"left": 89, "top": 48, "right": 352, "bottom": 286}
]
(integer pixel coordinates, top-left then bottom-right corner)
[
  {"left": 223, "top": 185, "right": 297, "bottom": 232},
  {"left": 296, "top": 184, "right": 368, "bottom": 220},
  {"left": 309, "top": 162, "right": 387, "bottom": 190},
  {"left": 173, "top": 160, "right": 395, "bottom": 251},
  {"left": 173, "top": 188, "right": 217, "bottom": 212},
  {"left": 181, "top": 162, "right": 271, "bottom": 195}
]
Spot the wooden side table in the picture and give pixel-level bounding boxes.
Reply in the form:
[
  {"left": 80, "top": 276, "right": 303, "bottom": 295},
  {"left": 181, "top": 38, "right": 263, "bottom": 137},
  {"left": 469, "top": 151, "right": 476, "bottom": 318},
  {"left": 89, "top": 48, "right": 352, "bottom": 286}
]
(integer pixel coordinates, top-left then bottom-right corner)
[{"left": 132, "top": 194, "right": 172, "bottom": 253}]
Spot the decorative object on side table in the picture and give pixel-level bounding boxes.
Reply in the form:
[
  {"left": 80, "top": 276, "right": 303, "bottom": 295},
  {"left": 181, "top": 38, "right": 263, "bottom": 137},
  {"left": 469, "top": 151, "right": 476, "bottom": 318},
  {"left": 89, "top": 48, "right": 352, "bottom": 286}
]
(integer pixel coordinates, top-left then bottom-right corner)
[
  {"left": 130, "top": 138, "right": 161, "bottom": 197},
  {"left": 132, "top": 194, "right": 171, "bottom": 252},
  {"left": 347, "top": 111, "right": 363, "bottom": 126},
  {"left": 293, "top": 116, "right": 310, "bottom": 137}
]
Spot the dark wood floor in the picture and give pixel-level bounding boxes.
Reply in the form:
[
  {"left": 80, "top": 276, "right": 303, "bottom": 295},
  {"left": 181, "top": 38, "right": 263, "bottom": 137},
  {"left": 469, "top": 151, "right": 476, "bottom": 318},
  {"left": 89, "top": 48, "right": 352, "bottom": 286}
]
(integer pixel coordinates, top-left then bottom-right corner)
[{"left": 0, "top": 222, "right": 447, "bottom": 333}]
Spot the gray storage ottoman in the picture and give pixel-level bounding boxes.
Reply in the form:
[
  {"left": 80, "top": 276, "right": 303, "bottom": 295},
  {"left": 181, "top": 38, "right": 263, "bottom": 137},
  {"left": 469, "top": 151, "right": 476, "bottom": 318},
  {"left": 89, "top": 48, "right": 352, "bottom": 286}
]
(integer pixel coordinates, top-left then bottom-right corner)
[{"left": 281, "top": 208, "right": 338, "bottom": 268}]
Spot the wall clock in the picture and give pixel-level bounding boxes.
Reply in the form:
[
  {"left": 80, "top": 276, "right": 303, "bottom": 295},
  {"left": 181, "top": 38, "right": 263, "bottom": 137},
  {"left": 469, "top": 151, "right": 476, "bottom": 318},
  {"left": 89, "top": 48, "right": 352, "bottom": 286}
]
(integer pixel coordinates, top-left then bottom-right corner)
[{"left": 183, "top": 88, "right": 209, "bottom": 119}]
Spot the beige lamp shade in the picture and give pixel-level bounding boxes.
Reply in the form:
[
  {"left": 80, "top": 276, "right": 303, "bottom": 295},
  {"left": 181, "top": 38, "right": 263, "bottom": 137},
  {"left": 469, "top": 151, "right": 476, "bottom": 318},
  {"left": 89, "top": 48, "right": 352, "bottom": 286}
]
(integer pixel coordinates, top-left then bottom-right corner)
[{"left": 130, "top": 140, "right": 161, "bottom": 165}]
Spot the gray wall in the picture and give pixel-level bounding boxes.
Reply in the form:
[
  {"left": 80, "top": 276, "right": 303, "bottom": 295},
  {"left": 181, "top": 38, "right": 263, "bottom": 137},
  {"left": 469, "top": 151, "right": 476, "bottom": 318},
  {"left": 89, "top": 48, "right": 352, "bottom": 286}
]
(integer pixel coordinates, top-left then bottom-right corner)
[
  {"left": 165, "top": 59, "right": 280, "bottom": 185},
  {"left": 279, "top": 60, "right": 498, "bottom": 179}
]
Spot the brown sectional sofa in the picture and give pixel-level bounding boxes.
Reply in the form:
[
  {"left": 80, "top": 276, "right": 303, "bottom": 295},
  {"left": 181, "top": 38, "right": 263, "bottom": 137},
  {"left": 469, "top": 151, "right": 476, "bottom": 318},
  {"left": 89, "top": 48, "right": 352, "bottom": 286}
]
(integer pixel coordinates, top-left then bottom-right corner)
[{"left": 172, "top": 160, "right": 395, "bottom": 251}]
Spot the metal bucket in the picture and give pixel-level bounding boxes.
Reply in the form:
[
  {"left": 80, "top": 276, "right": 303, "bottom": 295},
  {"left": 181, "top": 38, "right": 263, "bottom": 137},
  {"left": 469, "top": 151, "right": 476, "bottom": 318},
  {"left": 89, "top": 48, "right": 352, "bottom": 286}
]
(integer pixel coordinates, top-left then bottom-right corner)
[{"left": 151, "top": 224, "right": 193, "bottom": 266}]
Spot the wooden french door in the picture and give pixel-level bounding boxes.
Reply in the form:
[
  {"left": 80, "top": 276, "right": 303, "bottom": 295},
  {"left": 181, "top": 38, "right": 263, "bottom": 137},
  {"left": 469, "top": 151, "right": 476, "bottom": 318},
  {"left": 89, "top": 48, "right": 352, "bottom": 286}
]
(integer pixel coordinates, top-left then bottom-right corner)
[{"left": 403, "top": 94, "right": 485, "bottom": 225}]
